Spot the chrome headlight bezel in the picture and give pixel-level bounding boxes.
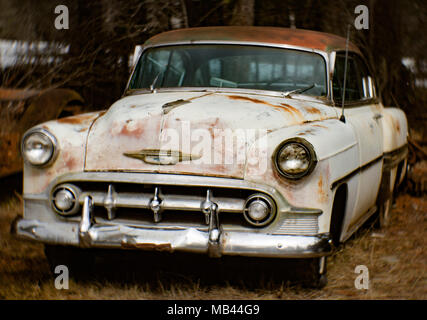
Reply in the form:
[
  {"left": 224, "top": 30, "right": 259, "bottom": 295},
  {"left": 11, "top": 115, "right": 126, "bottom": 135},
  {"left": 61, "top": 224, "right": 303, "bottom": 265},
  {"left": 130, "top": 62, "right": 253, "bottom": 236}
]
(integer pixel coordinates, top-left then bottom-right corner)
[
  {"left": 273, "top": 137, "right": 317, "bottom": 180},
  {"left": 50, "top": 183, "right": 81, "bottom": 216},
  {"left": 243, "top": 193, "right": 277, "bottom": 227},
  {"left": 21, "top": 128, "right": 58, "bottom": 167}
]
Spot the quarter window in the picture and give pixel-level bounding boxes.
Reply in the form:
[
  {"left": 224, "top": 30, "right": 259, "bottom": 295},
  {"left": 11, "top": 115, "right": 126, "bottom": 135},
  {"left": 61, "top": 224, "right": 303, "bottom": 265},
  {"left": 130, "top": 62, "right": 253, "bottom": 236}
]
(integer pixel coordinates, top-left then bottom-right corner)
[{"left": 333, "top": 53, "right": 374, "bottom": 103}]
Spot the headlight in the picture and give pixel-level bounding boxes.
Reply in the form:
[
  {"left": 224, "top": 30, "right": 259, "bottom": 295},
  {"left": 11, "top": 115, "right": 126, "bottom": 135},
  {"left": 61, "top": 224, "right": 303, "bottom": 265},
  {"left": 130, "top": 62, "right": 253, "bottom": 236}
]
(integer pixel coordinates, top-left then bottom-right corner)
[
  {"left": 22, "top": 129, "right": 58, "bottom": 167},
  {"left": 51, "top": 184, "right": 80, "bottom": 216},
  {"left": 273, "top": 138, "right": 317, "bottom": 179},
  {"left": 243, "top": 193, "right": 276, "bottom": 227}
]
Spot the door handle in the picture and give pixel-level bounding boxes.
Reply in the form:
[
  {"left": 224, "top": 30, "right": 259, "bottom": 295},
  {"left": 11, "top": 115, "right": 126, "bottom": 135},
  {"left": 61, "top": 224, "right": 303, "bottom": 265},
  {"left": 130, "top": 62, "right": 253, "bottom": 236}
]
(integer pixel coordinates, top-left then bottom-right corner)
[{"left": 373, "top": 113, "right": 383, "bottom": 121}]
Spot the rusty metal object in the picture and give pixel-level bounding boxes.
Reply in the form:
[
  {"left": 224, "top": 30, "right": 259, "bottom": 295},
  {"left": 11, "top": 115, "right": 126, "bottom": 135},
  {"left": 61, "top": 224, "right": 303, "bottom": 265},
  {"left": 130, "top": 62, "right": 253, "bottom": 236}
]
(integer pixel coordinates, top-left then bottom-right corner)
[
  {"left": 145, "top": 26, "right": 361, "bottom": 53},
  {"left": 0, "top": 87, "right": 84, "bottom": 178}
]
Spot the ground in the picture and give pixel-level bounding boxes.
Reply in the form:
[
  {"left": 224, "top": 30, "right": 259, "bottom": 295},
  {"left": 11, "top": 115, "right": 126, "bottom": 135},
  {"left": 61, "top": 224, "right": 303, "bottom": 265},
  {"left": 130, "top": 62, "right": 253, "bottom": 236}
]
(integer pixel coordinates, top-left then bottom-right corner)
[{"left": 0, "top": 174, "right": 425, "bottom": 300}]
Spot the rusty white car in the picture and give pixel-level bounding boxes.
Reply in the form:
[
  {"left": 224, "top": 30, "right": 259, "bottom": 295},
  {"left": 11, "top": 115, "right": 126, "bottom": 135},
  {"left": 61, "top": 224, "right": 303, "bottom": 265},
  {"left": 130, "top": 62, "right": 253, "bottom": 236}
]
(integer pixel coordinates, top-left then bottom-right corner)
[{"left": 12, "top": 27, "right": 408, "bottom": 286}]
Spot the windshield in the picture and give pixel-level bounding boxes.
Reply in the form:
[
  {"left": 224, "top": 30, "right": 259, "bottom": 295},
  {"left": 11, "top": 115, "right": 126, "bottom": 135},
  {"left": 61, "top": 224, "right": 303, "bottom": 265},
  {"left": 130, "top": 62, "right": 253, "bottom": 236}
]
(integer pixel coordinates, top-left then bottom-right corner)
[{"left": 129, "top": 44, "right": 327, "bottom": 96}]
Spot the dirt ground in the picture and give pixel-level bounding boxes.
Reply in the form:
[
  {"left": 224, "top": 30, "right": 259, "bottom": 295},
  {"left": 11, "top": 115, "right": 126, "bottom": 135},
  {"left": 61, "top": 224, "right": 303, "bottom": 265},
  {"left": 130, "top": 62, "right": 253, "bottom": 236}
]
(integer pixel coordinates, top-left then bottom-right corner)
[{"left": 0, "top": 174, "right": 425, "bottom": 300}]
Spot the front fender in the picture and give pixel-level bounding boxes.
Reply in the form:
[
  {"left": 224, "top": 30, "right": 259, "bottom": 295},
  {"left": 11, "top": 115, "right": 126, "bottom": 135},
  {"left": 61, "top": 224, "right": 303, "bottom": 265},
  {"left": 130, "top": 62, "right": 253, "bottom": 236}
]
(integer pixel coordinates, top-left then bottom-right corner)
[
  {"left": 23, "top": 111, "right": 105, "bottom": 195},
  {"left": 244, "top": 118, "right": 359, "bottom": 233}
]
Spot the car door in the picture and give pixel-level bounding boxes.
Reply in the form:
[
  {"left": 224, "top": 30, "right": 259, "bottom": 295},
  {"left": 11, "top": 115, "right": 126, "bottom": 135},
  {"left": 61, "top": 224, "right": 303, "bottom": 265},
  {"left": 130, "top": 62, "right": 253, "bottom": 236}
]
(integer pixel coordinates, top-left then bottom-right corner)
[{"left": 332, "top": 52, "right": 383, "bottom": 237}]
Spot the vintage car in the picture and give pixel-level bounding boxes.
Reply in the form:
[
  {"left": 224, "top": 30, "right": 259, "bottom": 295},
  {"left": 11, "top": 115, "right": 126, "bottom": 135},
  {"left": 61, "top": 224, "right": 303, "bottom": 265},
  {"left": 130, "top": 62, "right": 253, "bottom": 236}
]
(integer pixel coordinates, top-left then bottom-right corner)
[{"left": 12, "top": 27, "right": 408, "bottom": 286}]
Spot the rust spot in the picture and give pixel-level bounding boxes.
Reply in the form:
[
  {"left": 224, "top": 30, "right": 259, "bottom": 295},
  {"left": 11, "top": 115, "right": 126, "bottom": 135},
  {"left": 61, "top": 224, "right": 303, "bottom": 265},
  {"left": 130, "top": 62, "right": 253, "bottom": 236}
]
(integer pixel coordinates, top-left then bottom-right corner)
[
  {"left": 57, "top": 113, "right": 97, "bottom": 125},
  {"left": 395, "top": 119, "right": 401, "bottom": 133},
  {"left": 227, "top": 95, "right": 304, "bottom": 119},
  {"left": 119, "top": 121, "right": 145, "bottom": 137},
  {"left": 297, "top": 129, "right": 317, "bottom": 136},
  {"left": 277, "top": 103, "right": 302, "bottom": 117},
  {"left": 121, "top": 242, "right": 173, "bottom": 252},
  {"left": 146, "top": 27, "right": 361, "bottom": 54},
  {"left": 311, "top": 124, "right": 327, "bottom": 129},
  {"left": 119, "top": 126, "right": 144, "bottom": 137},
  {"left": 228, "top": 95, "right": 272, "bottom": 105},
  {"left": 64, "top": 156, "right": 76, "bottom": 170},
  {"left": 305, "top": 107, "right": 321, "bottom": 115},
  {"left": 318, "top": 175, "right": 328, "bottom": 203}
]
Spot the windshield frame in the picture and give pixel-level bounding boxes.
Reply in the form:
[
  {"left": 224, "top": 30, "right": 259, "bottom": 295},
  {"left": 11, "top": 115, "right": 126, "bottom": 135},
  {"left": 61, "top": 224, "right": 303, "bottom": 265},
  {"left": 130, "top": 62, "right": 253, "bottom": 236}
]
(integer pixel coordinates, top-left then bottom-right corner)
[{"left": 124, "top": 40, "right": 331, "bottom": 101}]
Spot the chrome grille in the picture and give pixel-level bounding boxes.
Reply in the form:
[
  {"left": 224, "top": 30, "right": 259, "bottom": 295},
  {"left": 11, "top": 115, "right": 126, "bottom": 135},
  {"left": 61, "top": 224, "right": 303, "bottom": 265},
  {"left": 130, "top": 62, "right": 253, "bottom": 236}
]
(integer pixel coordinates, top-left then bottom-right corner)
[{"left": 52, "top": 181, "right": 274, "bottom": 228}]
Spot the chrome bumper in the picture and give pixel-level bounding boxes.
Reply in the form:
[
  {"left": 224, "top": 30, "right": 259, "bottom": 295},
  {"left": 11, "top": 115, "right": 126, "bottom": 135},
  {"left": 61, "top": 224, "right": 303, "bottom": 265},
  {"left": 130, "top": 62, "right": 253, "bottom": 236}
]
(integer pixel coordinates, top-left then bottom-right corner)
[
  {"left": 12, "top": 216, "right": 331, "bottom": 258},
  {"left": 14, "top": 172, "right": 330, "bottom": 258}
]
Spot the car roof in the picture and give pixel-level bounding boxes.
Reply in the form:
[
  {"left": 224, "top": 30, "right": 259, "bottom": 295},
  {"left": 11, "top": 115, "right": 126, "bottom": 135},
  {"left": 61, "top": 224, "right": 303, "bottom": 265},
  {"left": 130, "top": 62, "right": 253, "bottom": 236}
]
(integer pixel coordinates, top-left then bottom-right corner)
[{"left": 144, "top": 26, "right": 360, "bottom": 53}]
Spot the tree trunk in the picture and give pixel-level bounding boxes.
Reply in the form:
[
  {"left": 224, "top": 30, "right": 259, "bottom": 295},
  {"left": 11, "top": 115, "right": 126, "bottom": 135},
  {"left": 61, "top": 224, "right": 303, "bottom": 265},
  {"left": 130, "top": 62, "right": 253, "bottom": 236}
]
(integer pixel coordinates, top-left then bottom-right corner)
[{"left": 229, "top": 0, "right": 255, "bottom": 26}]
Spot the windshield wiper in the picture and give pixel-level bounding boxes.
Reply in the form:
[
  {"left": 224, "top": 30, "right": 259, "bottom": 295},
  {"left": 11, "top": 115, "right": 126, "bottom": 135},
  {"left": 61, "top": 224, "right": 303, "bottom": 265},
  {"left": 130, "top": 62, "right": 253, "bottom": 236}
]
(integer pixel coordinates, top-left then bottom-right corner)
[
  {"left": 282, "top": 83, "right": 315, "bottom": 98},
  {"left": 150, "top": 70, "right": 164, "bottom": 92}
]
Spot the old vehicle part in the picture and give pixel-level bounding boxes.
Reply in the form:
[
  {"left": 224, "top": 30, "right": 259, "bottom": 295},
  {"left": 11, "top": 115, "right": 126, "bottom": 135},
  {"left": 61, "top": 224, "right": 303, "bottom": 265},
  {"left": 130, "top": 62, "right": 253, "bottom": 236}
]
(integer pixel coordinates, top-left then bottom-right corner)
[
  {"left": 273, "top": 138, "right": 317, "bottom": 180},
  {"left": 21, "top": 128, "right": 58, "bottom": 167},
  {"left": 0, "top": 87, "right": 84, "bottom": 178}
]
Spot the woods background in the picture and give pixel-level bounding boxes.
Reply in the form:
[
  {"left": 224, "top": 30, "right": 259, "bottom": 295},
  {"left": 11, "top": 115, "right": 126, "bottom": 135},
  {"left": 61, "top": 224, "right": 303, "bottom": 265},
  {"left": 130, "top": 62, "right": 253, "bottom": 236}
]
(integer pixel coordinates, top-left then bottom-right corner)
[{"left": 0, "top": 0, "right": 425, "bottom": 133}]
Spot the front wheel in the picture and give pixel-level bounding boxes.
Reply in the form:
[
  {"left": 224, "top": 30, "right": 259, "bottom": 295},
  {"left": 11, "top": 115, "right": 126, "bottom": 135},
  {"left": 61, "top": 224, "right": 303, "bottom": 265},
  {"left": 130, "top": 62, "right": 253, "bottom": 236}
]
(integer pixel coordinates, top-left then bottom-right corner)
[
  {"left": 375, "top": 195, "right": 393, "bottom": 228},
  {"left": 301, "top": 257, "right": 328, "bottom": 288},
  {"left": 375, "top": 168, "right": 394, "bottom": 229},
  {"left": 44, "top": 244, "right": 95, "bottom": 278}
]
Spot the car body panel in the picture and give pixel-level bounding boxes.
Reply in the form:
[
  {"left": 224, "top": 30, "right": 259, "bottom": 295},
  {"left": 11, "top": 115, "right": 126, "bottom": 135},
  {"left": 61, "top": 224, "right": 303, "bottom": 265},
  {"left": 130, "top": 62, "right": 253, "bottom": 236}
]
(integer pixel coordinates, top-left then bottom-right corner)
[{"left": 85, "top": 91, "right": 337, "bottom": 179}]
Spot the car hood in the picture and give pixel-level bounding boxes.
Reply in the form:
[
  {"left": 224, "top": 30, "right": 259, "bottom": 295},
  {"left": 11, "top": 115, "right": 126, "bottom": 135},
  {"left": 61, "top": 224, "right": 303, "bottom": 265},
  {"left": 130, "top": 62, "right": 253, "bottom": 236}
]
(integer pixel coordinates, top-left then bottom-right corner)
[{"left": 85, "top": 91, "right": 337, "bottom": 178}]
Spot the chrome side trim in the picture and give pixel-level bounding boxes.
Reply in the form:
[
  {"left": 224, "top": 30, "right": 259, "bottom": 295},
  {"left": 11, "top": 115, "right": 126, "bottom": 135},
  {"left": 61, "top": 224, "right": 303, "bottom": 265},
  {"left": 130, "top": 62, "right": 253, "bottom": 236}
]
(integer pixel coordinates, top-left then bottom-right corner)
[{"left": 383, "top": 144, "right": 408, "bottom": 170}]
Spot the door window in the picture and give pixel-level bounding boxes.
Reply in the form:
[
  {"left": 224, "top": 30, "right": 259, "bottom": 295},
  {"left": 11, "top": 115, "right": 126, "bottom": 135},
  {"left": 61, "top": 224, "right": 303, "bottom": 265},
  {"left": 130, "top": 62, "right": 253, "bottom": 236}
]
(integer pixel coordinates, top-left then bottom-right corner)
[{"left": 333, "top": 53, "right": 374, "bottom": 103}]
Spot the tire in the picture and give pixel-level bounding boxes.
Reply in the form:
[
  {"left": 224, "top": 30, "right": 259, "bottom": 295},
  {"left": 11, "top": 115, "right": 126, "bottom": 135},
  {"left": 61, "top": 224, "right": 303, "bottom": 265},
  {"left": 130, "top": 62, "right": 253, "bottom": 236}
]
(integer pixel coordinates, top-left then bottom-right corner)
[
  {"left": 375, "top": 168, "right": 393, "bottom": 229},
  {"left": 44, "top": 244, "right": 95, "bottom": 278},
  {"left": 300, "top": 257, "right": 328, "bottom": 288},
  {"left": 375, "top": 195, "right": 392, "bottom": 228}
]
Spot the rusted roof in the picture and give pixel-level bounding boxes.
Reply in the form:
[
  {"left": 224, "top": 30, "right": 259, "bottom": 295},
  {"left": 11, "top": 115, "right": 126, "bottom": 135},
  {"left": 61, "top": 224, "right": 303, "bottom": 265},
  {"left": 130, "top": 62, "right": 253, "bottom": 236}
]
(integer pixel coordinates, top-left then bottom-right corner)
[{"left": 144, "top": 26, "right": 360, "bottom": 53}]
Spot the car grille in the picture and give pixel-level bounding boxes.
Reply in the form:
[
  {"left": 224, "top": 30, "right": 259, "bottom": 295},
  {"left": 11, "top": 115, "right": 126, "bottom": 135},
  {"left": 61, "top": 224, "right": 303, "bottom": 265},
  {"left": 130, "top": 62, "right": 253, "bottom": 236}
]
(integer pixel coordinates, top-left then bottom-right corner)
[
  {"left": 273, "top": 214, "right": 319, "bottom": 235},
  {"left": 50, "top": 179, "right": 319, "bottom": 234},
  {"left": 56, "top": 181, "right": 262, "bottom": 228}
]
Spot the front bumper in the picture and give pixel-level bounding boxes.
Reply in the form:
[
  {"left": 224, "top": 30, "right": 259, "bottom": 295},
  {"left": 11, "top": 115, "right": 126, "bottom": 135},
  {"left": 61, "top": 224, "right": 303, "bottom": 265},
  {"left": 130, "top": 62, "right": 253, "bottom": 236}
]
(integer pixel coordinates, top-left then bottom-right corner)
[
  {"left": 12, "top": 216, "right": 331, "bottom": 258},
  {"left": 14, "top": 172, "right": 331, "bottom": 258}
]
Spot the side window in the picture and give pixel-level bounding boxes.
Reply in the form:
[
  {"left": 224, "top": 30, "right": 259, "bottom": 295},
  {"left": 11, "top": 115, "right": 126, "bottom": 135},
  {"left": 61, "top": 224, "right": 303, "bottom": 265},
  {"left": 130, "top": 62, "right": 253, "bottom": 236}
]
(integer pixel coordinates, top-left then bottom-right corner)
[{"left": 333, "top": 53, "right": 374, "bottom": 103}]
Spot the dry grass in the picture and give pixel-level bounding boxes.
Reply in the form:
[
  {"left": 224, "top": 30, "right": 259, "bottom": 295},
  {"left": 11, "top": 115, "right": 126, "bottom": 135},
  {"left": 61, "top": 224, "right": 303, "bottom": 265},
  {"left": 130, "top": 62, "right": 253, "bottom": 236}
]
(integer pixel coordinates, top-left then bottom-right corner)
[{"left": 0, "top": 187, "right": 426, "bottom": 300}]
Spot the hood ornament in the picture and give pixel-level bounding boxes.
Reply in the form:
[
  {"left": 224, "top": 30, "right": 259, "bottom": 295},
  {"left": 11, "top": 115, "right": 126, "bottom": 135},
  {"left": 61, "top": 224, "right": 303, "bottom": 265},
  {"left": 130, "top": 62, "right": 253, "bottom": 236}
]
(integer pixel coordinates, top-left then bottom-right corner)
[{"left": 123, "top": 149, "right": 201, "bottom": 165}]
